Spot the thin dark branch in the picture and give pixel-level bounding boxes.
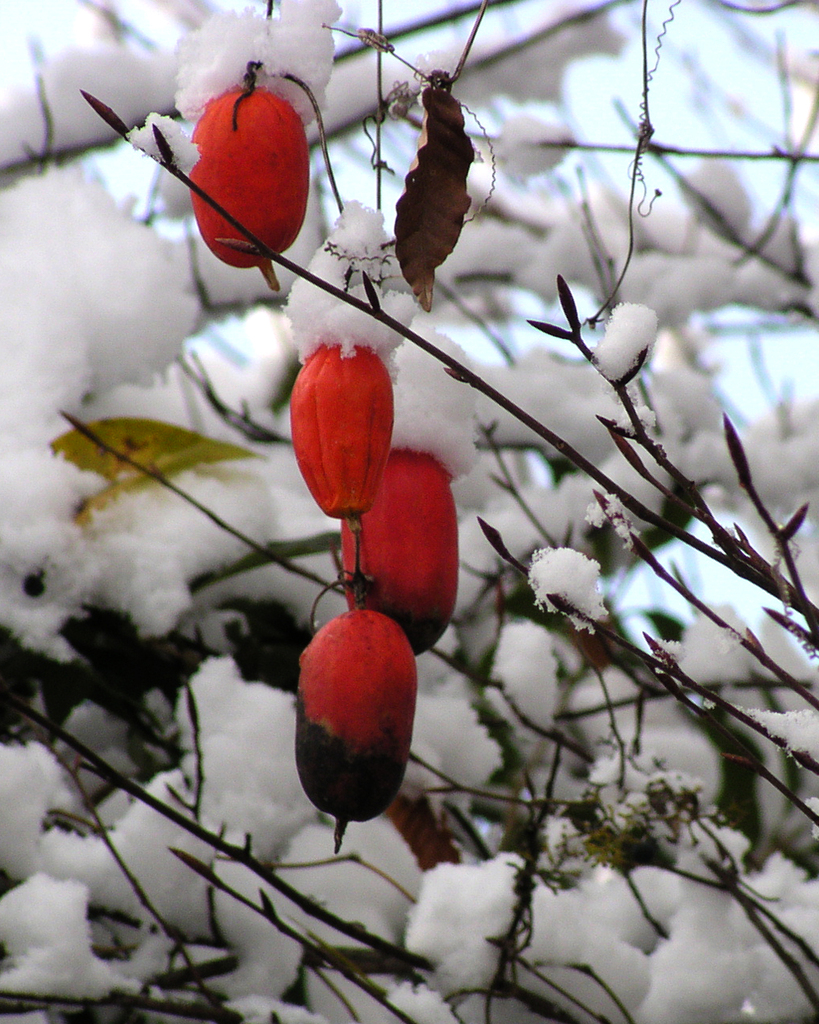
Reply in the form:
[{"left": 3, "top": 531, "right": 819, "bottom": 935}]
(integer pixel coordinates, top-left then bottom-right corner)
[
  {"left": 452, "top": 0, "right": 490, "bottom": 82},
  {"left": 177, "top": 352, "right": 289, "bottom": 444},
  {"left": 0, "top": 991, "right": 242, "bottom": 1024},
  {"left": 0, "top": 685, "right": 434, "bottom": 974}
]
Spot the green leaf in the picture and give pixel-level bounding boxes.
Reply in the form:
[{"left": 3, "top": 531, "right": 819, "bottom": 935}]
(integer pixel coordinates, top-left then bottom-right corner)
[{"left": 52, "top": 417, "right": 258, "bottom": 522}]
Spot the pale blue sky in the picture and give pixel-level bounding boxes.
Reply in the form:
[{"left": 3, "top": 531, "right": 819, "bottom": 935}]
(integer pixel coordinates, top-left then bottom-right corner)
[{"left": 2, "top": 2, "right": 78, "bottom": 91}]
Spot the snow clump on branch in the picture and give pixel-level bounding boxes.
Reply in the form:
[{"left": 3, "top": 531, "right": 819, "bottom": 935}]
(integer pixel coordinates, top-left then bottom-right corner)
[
  {"left": 286, "top": 202, "right": 415, "bottom": 362},
  {"left": 127, "top": 113, "right": 200, "bottom": 173},
  {"left": 593, "top": 302, "right": 658, "bottom": 383},
  {"left": 528, "top": 546, "right": 606, "bottom": 629}
]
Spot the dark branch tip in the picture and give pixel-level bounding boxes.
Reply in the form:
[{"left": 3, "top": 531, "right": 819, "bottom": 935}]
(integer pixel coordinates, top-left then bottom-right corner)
[
  {"left": 151, "top": 122, "right": 176, "bottom": 167},
  {"left": 80, "top": 90, "right": 130, "bottom": 137},
  {"left": 527, "top": 319, "right": 574, "bottom": 341},
  {"left": 444, "top": 365, "right": 470, "bottom": 383},
  {"left": 556, "top": 274, "right": 581, "bottom": 332},
  {"left": 780, "top": 502, "right": 810, "bottom": 542},
  {"left": 361, "top": 271, "right": 381, "bottom": 312},
  {"left": 723, "top": 413, "right": 753, "bottom": 490},
  {"left": 476, "top": 516, "right": 528, "bottom": 576}
]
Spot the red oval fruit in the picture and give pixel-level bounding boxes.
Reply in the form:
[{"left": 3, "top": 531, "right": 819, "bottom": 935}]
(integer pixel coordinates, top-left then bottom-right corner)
[
  {"left": 341, "top": 448, "right": 459, "bottom": 654},
  {"left": 296, "top": 609, "right": 417, "bottom": 839},
  {"left": 289, "top": 344, "right": 394, "bottom": 519},
  {"left": 190, "top": 86, "right": 309, "bottom": 286}
]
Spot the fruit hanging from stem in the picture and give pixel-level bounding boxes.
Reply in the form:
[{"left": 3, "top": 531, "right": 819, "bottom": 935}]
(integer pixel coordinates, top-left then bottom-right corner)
[
  {"left": 341, "top": 447, "right": 459, "bottom": 653},
  {"left": 189, "top": 69, "right": 309, "bottom": 290},
  {"left": 295, "top": 609, "right": 418, "bottom": 850},
  {"left": 290, "top": 343, "right": 394, "bottom": 520}
]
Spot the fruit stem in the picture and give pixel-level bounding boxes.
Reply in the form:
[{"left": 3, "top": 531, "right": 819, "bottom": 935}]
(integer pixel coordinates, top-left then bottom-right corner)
[
  {"left": 259, "top": 259, "right": 281, "bottom": 292},
  {"left": 232, "top": 61, "right": 262, "bottom": 130},
  {"left": 334, "top": 817, "right": 348, "bottom": 853},
  {"left": 346, "top": 514, "right": 369, "bottom": 610},
  {"left": 347, "top": 512, "right": 362, "bottom": 538}
]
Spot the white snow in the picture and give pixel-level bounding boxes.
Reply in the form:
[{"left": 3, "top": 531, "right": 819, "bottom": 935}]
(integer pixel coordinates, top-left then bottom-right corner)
[
  {"left": 808, "top": 797, "right": 819, "bottom": 840},
  {"left": 593, "top": 303, "right": 659, "bottom": 383},
  {"left": 287, "top": 201, "right": 415, "bottom": 362},
  {"left": 528, "top": 546, "right": 606, "bottom": 629},
  {"left": 279, "top": 818, "right": 421, "bottom": 943},
  {"left": 176, "top": 656, "right": 314, "bottom": 858},
  {"left": 457, "top": 10, "right": 625, "bottom": 106},
  {"left": 0, "top": 874, "right": 137, "bottom": 997},
  {"left": 0, "top": 47, "right": 177, "bottom": 171},
  {"left": 678, "top": 607, "right": 756, "bottom": 686},
  {"left": 176, "top": 1, "right": 341, "bottom": 125},
  {"left": 211, "top": 859, "right": 302, "bottom": 1000},
  {"left": 391, "top": 330, "right": 478, "bottom": 479},
  {"left": 586, "top": 490, "right": 636, "bottom": 547},
  {"left": 228, "top": 997, "right": 328, "bottom": 1024},
  {"left": 529, "top": 878, "right": 652, "bottom": 1019},
  {"left": 387, "top": 982, "right": 461, "bottom": 1024},
  {"left": 128, "top": 113, "right": 200, "bottom": 172},
  {"left": 743, "top": 707, "right": 819, "bottom": 757},
  {"left": 682, "top": 161, "right": 752, "bottom": 241},
  {"left": 0, "top": 167, "right": 197, "bottom": 425},
  {"left": 492, "top": 618, "right": 559, "bottom": 729},
  {"left": 405, "top": 856, "right": 521, "bottom": 992},
  {"left": 404, "top": 689, "right": 502, "bottom": 810},
  {"left": 495, "top": 114, "right": 573, "bottom": 177},
  {"left": 474, "top": 346, "right": 620, "bottom": 461},
  {"left": 638, "top": 883, "right": 779, "bottom": 1024},
  {"left": 0, "top": 744, "right": 74, "bottom": 880}
]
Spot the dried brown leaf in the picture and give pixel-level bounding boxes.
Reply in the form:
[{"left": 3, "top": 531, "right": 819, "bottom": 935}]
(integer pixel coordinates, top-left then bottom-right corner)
[
  {"left": 386, "top": 794, "right": 460, "bottom": 871},
  {"left": 394, "top": 86, "right": 473, "bottom": 312}
]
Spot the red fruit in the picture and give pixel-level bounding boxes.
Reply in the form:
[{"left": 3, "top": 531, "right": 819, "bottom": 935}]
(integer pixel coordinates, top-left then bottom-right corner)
[
  {"left": 289, "top": 344, "right": 394, "bottom": 519},
  {"left": 190, "top": 85, "right": 309, "bottom": 288},
  {"left": 341, "top": 448, "right": 458, "bottom": 653},
  {"left": 295, "top": 609, "right": 417, "bottom": 841}
]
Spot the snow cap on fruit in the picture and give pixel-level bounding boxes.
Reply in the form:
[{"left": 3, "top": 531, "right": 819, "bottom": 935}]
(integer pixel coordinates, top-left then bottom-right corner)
[
  {"left": 287, "top": 202, "right": 415, "bottom": 363},
  {"left": 176, "top": 0, "right": 340, "bottom": 124}
]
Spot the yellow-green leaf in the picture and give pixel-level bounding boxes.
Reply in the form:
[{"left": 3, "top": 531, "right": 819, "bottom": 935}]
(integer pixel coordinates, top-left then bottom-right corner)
[{"left": 52, "top": 417, "right": 258, "bottom": 522}]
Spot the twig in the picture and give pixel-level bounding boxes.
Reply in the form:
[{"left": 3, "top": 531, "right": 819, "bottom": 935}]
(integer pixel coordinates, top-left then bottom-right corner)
[
  {"left": 539, "top": 597, "right": 819, "bottom": 831},
  {"left": 515, "top": 955, "right": 616, "bottom": 1024},
  {"left": 625, "top": 872, "right": 669, "bottom": 940},
  {"left": 700, "top": 824, "right": 819, "bottom": 1013},
  {"left": 284, "top": 73, "right": 343, "bottom": 215},
  {"left": 178, "top": 352, "right": 289, "bottom": 444},
  {"left": 0, "top": 990, "right": 242, "bottom": 1024},
  {"left": 589, "top": 0, "right": 658, "bottom": 320},
  {"left": 451, "top": 0, "right": 490, "bottom": 83},
  {"left": 564, "top": 962, "right": 638, "bottom": 1024},
  {"left": 170, "top": 850, "right": 424, "bottom": 1024},
  {"left": 265, "top": 852, "right": 416, "bottom": 904},
  {"left": 0, "top": 684, "right": 433, "bottom": 974},
  {"left": 66, "top": 762, "right": 224, "bottom": 1010},
  {"left": 723, "top": 413, "right": 819, "bottom": 648},
  {"left": 631, "top": 530, "right": 819, "bottom": 713},
  {"left": 183, "top": 679, "right": 205, "bottom": 821}
]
